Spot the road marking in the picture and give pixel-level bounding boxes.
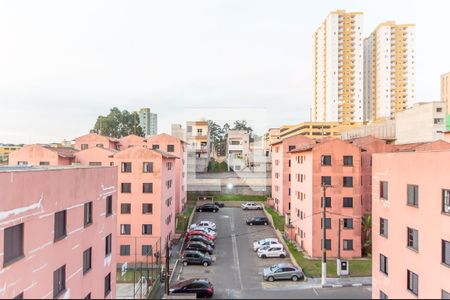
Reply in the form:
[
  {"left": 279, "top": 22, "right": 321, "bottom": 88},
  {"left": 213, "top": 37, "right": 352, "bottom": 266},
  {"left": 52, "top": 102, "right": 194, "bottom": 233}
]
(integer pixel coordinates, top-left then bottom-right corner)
[
  {"left": 230, "top": 211, "right": 243, "bottom": 290},
  {"left": 313, "top": 288, "right": 319, "bottom": 296}
]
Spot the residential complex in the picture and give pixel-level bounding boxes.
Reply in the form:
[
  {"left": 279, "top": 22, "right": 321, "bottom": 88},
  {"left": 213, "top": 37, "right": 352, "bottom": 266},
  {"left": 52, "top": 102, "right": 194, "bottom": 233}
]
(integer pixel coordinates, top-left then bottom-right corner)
[
  {"left": 441, "top": 72, "right": 450, "bottom": 130},
  {"left": 364, "top": 22, "right": 415, "bottom": 121},
  {"left": 313, "top": 10, "right": 364, "bottom": 123},
  {"left": 0, "top": 166, "right": 117, "bottom": 299},
  {"left": 186, "top": 120, "right": 210, "bottom": 173},
  {"left": 372, "top": 149, "right": 450, "bottom": 299},
  {"left": 227, "top": 130, "right": 250, "bottom": 172},
  {"left": 139, "top": 108, "right": 158, "bottom": 137}
]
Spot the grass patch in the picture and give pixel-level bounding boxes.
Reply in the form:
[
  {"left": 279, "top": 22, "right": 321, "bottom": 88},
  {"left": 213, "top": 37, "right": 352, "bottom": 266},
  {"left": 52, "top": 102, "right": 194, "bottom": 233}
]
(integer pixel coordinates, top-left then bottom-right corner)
[
  {"left": 265, "top": 207, "right": 285, "bottom": 232},
  {"left": 176, "top": 207, "right": 194, "bottom": 233},
  {"left": 116, "top": 267, "right": 160, "bottom": 283},
  {"left": 214, "top": 194, "right": 268, "bottom": 202},
  {"left": 286, "top": 241, "right": 372, "bottom": 278}
]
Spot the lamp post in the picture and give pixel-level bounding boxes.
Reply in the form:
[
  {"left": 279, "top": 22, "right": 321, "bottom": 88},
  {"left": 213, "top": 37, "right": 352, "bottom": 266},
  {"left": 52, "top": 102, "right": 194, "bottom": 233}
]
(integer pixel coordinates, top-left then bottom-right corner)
[{"left": 321, "top": 184, "right": 332, "bottom": 286}]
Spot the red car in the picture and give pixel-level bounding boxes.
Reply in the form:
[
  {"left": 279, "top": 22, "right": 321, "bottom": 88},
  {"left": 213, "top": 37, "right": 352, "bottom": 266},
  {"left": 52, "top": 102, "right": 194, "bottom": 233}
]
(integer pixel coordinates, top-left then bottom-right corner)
[{"left": 185, "top": 230, "right": 215, "bottom": 241}]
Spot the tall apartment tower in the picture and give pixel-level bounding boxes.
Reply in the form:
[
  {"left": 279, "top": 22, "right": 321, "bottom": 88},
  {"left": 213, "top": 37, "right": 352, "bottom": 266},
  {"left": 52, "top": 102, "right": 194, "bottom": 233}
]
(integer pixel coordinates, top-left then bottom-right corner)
[
  {"left": 139, "top": 108, "right": 158, "bottom": 137},
  {"left": 313, "top": 10, "right": 364, "bottom": 124},
  {"left": 364, "top": 22, "right": 415, "bottom": 121}
]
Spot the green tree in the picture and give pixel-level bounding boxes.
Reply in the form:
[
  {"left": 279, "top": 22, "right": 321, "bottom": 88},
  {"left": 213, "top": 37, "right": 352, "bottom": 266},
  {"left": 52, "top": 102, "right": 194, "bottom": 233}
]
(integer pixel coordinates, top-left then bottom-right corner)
[
  {"left": 93, "top": 107, "right": 144, "bottom": 138},
  {"left": 362, "top": 215, "right": 372, "bottom": 257}
]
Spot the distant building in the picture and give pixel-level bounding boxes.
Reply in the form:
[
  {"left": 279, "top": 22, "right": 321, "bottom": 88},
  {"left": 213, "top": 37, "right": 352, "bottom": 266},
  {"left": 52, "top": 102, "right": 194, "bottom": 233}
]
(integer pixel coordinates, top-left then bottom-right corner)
[
  {"left": 0, "top": 165, "right": 117, "bottom": 299},
  {"left": 9, "top": 144, "right": 78, "bottom": 166},
  {"left": 226, "top": 130, "right": 250, "bottom": 172},
  {"left": 139, "top": 108, "right": 158, "bottom": 137},
  {"left": 264, "top": 128, "right": 281, "bottom": 157},
  {"left": 441, "top": 72, "right": 450, "bottom": 130},
  {"left": 186, "top": 120, "right": 210, "bottom": 173},
  {"left": 0, "top": 143, "right": 22, "bottom": 163},
  {"left": 171, "top": 124, "right": 185, "bottom": 141},
  {"left": 279, "top": 122, "right": 358, "bottom": 140}
]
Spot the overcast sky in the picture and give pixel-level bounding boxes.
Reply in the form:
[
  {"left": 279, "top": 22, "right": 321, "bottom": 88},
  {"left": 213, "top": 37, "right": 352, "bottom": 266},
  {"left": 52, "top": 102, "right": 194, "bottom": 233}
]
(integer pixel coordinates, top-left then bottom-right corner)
[{"left": 1, "top": 0, "right": 450, "bottom": 144}]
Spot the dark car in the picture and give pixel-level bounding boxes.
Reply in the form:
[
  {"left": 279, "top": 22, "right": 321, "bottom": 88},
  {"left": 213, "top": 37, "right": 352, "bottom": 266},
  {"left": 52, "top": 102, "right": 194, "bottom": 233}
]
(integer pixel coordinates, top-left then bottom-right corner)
[
  {"left": 182, "top": 250, "right": 212, "bottom": 267},
  {"left": 169, "top": 278, "right": 214, "bottom": 298},
  {"left": 246, "top": 216, "right": 269, "bottom": 226},
  {"left": 196, "top": 203, "right": 220, "bottom": 213},
  {"left": 185, "top": 241, "right": 214, "bottom": 255},
  {"left": 214, "top": 201, "right": 225, "bottom": 208},
  {"left": 187, "top": 235, "right": 215, "bottom": 248}
]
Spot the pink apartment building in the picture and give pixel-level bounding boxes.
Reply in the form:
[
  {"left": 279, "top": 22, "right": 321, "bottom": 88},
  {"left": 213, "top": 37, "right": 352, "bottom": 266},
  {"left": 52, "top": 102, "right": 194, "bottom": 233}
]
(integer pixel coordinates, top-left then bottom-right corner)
[
  {"left": 119, "top": 134, "right": 147, "bottom": 149},
  {"left": 74, "top": 132, "right": 120, "bottom": 151},
  {"left": 146, "top": 133, "right": 188, "bottom": 214},
  {"left": 372, "top": 149, "right": 450, "bottom": 299},
  {"left": 74, "top": 147, "right": 116, "bottom": 167},
  {"left": 271, "top": 135, "right": 312, "bottom": 216},
  {"left": 289, "top": 138, "right": 364, "bottom": 258},
  {"left": 9, "top": 144, "right": 77, "bottom": 166},
  {"left": 0, "top": 166, "right": 117, "bottom": 299},
  {"left": 113, "top": 146, "right": 177, "bottom": 265}
]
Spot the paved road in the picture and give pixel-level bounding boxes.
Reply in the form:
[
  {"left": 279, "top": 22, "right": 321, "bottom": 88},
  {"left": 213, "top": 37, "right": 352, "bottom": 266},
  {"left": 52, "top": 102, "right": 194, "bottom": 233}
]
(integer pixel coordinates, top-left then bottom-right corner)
[{"left": 174, "top": 207, "right": 370, "bottom": 299}]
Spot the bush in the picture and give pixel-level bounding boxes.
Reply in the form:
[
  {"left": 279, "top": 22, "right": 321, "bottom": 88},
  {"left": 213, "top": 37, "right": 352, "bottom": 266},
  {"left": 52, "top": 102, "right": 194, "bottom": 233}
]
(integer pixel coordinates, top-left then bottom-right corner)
[{"left": 207, "top": 158, "right": 228, "bottom": 172}]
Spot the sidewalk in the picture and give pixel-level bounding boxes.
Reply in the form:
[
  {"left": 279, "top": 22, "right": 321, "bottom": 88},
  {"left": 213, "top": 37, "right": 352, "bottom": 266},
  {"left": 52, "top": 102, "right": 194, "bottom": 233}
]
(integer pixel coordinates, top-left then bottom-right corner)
[{"left": 308, "top": 276, "right": 372, "bottom": 288}]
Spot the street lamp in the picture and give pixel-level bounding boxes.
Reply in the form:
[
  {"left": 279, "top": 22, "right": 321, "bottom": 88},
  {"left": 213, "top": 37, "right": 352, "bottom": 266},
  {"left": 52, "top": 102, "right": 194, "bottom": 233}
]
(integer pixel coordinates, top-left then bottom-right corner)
[{"left": 321, "top": 184, "right": 333, "bottom": 286}]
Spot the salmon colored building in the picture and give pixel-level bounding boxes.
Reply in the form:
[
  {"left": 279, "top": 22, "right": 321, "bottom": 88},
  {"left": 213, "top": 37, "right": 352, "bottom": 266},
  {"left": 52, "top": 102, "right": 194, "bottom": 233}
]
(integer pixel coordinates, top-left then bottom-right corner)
[
  {"left": 372, "top": 148, "right": 450, "bottom": 299},
  {"left": 113, "top": 146, "right": 177, "bottom": 265},
  {"left": 74, "top": 147, "right": 116, "bottom": 167},
  {"left": 9, "top": 144, "right": 77, "bottom": 166},
  {"left": 119, "top": 134, "right": 147, "bottom": 149},
  {"left": 74, "top": 132, "right": 120, "bottom": 151},
  {"left": 146, "top": 133, "right": 187, "bottom": 214},
  {"left": 0, "top": 166, "right": 117, "bottom": 299},
  {"left": 271, "top": 135, "right": 312, "bottom": 216},
  {"left": 289, "top": 138, "right": 364, "bottom": 258}
]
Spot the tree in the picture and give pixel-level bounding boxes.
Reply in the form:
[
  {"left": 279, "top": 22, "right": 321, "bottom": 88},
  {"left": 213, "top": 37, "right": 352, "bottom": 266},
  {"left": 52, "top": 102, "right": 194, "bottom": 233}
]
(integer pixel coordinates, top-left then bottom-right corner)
[
  {"left": 361, "top": 215, "right": 372, "bottom": 257},
  {"left": 93, "top": 107, "right": 144, "bottom": 138}
]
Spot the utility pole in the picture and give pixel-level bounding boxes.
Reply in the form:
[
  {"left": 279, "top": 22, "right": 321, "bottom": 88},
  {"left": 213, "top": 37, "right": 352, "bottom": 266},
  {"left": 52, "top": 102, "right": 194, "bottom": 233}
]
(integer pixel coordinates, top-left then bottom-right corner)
[
  {"left": 337, "top": 218, "right": 341, "bottom": 277},
  {"left": 321, "top": 184, "right": 329, "bottom": 286},
  {"left": 165, "top": 239, "right": 170, "bottom": 295}
]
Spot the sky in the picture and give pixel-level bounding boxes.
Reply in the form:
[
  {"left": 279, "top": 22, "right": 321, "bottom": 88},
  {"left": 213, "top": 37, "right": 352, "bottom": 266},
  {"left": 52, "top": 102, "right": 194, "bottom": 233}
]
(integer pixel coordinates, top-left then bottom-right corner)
[{"left": 1, "top": 0, "right": 450, "bottom": 144}]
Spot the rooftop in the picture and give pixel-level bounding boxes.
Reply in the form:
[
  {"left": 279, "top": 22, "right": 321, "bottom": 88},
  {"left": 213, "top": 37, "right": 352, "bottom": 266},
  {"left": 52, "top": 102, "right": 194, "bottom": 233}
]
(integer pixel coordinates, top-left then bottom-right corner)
[{"left": 0, "top": 165, "right": 114, "bottom": 173}]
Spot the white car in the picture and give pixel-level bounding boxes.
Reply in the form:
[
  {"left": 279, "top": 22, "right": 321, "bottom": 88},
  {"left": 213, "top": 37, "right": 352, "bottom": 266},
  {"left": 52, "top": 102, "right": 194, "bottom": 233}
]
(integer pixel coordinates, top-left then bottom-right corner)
[
  {"left": 241, "top": 202, "right": 263, "bottom": 210},
  {"left": 253, "top": 238, "right": 279, "bottom": 252},
  {"left": 189, "top": 220, "right": 216, "bottom": 231},
  {"left": 257, "top": 244, "right": 287, "bottom": 258}
]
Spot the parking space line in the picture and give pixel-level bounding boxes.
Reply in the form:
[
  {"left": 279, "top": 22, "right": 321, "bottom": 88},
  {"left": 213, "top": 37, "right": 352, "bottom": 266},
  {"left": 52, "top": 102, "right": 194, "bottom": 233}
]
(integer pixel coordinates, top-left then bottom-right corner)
[
  {"left": 313, "top": 288, "right": 319, "bottom": 296},
  {"left": 231, "top": 210, "right": 244, "bottom": 290}
]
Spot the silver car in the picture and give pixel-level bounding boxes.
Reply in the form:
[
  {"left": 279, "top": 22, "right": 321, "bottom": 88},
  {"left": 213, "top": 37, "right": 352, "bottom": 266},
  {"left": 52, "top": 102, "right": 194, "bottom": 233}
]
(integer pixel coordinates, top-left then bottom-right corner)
[{"left": 262, "top": 263, "right": 304, "bottom": 282}]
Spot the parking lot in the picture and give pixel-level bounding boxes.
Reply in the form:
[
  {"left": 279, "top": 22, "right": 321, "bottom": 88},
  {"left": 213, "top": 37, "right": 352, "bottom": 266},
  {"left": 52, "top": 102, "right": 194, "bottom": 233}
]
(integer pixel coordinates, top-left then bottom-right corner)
[{"left": 176, "top": 206, "right": 302, "bottom": 298}]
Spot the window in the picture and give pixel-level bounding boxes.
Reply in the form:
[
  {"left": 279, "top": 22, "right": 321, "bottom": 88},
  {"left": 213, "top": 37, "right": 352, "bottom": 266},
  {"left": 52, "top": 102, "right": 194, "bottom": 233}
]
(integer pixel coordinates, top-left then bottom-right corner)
[
  {"left": 17, "top": 161, "right": 28, "bottom": 165},
  {"left": 434, "top": 118, "right": 444, "bottom": 125},
  {"left": 167, "top": 144, "right": 175, "bottom": 152},
  {"left": 288, "top": 145, "right": 295, "bottom": 151},
  {"left": 380, "top": 181, "right": 388, "bottom": 200},
  {"left": 3, "top": 223, "right": 24, "bottom": 266},
  {"left": 322, "top": 239, "right": 331, "bottom": 250},
  {"left": 104, "top": 273, "right": 111, "bottom": 297},
  {"left": 343, "top": 176, "right": 353, "bottom": 187},
  {"left": 321, "top": 197, "right": 332, "bottom": 208},
  {"left": 321, "top": 176, "right": 332, "bottom": 186},
  {"left": 120, "top": 224, "right": 131, "bottom": 235},
  {"left": 84, "top": 202, "right": 93, "bottom": 227},
  {"left": 81, "top": 144, "right": 88, "bottom": 150},
  {"left": 343, "top": 156, "right": 353, "bottom": 166},
  {"left": 343, "top": 218, "right": 353, "bottom": 229},
  {"left": 321, "top": 155, "right": 332, "bottom": 166},
  {"left": 89, "top": 162, "right": 102, "bottom": 166},
  {"left": 54, "top": 210, "right": 67, "bottom": 242},
  {"left": 143, "top": 183, "right": 153, "bottom": 193},
  {"left": 142, "top": 224, "right": 152, "bottom": 235},
  {"left": 121, "top": 203, "right": 131, "bottom": 214},
  {"left": 152, "top": 144, "right": 160, "bottom": 150},
  {"left": 96, "top": 143, "right": 104, "bottom": 148},
  {"left": 143, "top": 203, "right": 153, "bottom": 214},
  {"left": 380, "top": 218, "right": 388, "bottom": 238},
  {"left": 167, "top": 162, "right": 173, "bottom": 170},
  {"left": 106, "top": 195, "right": 113, "bottom": 216},
  {"left": 120, "top": 245, "right": 131, "bottom": 256},
  {"left": 142, "top": 245, "right": 152, "bottom": 256},
  {"left": 407, "top": 184, "right": 419, "bottom": 207},
  {"left": 443, "top": 189, "right": 450, "bottom": 214},
  {"left": 437, "top": 107, "right": 443, "bottom": 113},
  {"left": 343, "top": 239, "right": 353, "bottom": 250},
  {"left": 407, "top": 270, "right": 418, "bottom": 296},
  {"left": 321, "top": 218, "right": 332, "bottom": 229},
  {"left": 343, "top": 197, "right": 353, "bottom": 208},
  {"left": 121, "top": 183, "right": 131, "bottom": 193},
  {"left": 121, "top": 162, "right": 132, "bottom": 173},
  {"left": 53, "top": 265, "right": 66, "bottom": 298},
  {"left": 380, "top": 291, "right": 388, "bottom": 299},
  {"left": 105, "top": 234, "right": 112, "bottom": 256},
  {"left": 442, "top": 240, "right": 450, "bottom": 266},
  {"left": 83, "top": 248, "right": 92, "bottom": 274},
  {"left": 197, "top": 129, "right": 203, "bottom": 135},
  {"left": 143, "top": 162, "right": 153, "bottom": 173},
  {"left": 380, "top": 254, "right": 388, "bottom": 275},
  {"left": 39, "top": 161, "right": 50, "bottom": 165},
  {"left": 407, "top": 227, "right": 419, "bottom": 251},
  {"left": 443, "top": 290, "right": 450, "bottom": 299}
]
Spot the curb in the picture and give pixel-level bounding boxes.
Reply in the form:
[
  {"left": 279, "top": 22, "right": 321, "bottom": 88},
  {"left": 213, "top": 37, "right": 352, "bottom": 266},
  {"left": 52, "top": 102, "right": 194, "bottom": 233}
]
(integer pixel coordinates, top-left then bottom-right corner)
[{"left": 322, "top": 283, "right": 372, "bottom": 288}]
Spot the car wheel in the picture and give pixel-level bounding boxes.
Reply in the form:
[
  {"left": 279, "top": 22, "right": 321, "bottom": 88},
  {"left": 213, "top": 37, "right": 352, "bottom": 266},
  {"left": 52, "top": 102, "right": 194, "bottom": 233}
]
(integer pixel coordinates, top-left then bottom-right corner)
[
  {"left": 249, "top": 222, "right": 253, "bottom": 226},
  {"left": 264, "top": 222, "right": 268, "bottom": 225},
  {"left": 183, "top": 261, "right": 188, "bottom": 266},
  {"left": 214, "top": 209, "right": 218, "bottom": 213},
  {"left": 268, "top": 276, "right": 275, "bottom": 282},
  {"left": 203, "top": 261, "right": 209, "bottom": 267},
  {"left": 280, "top": 254, "right": 286, "bottom": 258},
  {"left": 261, "top": 254, "right": 266, "bottom": 259},
  {"left": 291, "top": 275, "right": 299, "bottom": 281},
  {"left": 199, "top": 209, "right": 202, "bottom": 212}
]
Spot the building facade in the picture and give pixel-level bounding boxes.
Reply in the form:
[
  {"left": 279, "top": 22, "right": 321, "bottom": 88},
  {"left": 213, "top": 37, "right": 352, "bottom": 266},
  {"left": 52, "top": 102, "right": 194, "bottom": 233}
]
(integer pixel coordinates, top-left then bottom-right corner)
[
  {"left": 139, "top": 108, "right": 158, "bottom": 137},
  {"left": 186, "top": 121, "right": 210, "bottom": 173},
  {"left": 0, "top": 166, "right": 117, "bottom": 299},
  {"left": 279, "top": 122, "right": 359, "bottom": 140},
  {"left": 372, "top": 150, "right": 450, "bottom": 299},
  {"left": 227, "top": 130, "right": 250, "bottom": 172},
  {"left": 74, "top": 133, "right": 120, "bottom": 151},
  {"left": 0, "top": 144, "right": 22, "bottom": 164},
  {"left": 9, "top": 144, "right": 77, "bottom": 166},
  {"left": 171, "top": 124, "right": 185, "bottom": 141},
  {"left": 364, "top": 22, "right": 415, "bottom": 121},
  {"left": 313, "top": 10, "right": 364, "bottom": 123},
  {"left": 441, "top": 72, "right": 450, "bottom": 130}
]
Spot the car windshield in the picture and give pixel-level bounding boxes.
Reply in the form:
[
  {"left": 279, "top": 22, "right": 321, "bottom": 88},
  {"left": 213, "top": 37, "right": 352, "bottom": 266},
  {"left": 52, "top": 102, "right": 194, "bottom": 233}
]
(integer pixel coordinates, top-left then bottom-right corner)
[{"left": 270, "top": 265, "right": 279, "bottom": 271}]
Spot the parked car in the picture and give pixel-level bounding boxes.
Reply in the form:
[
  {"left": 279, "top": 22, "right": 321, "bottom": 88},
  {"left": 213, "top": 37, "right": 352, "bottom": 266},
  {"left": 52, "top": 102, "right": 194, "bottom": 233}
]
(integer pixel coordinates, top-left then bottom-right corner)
[
  {"left": 187, "top": 235, "right": 215, "bottom": 248},
  {"left": 188, "top": 226, "right": 217, "bottom": 238},
  {"left": 257, "top": 244, "right": 287, "bottom": 258},
  {"left": 190, "top": 220, "right": 217, "bottom": 231},
  {"left": 263, "top": 263, "right": 304, "bottom": 282},
  {"left": 185, "top": 241, "right": 214, "bottom": 255},
  {"left": 196, "top": 203, "right": 220, "bottom": 213},
  {"left": 246, "top": 216, "right": 269, "bottom": 226},
  {"left": 253, "top": 238, "right": 279, "bottom": 252},
  {"left": 169, "top": 278, "right": 214, "bottom": 298},
  {"left": 214, "top": 201, "right": 225, "bottom": 208},
  {"left": 241, "top": 202, "right": 263, "bottom": 210},
  {"left": 186, "top": 230, "right": 216, "bottom": 241},
  {"left": 182, "top": 250, "right": 212, "bottom": 267}
]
